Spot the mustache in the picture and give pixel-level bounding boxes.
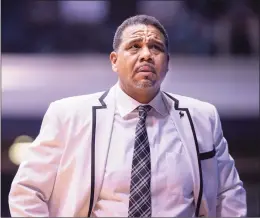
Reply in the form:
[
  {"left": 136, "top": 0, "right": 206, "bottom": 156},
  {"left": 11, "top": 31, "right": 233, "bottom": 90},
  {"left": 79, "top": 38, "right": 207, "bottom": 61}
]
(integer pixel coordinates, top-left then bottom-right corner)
[{"left": 135, "top": 64, "right": 156, "bottom": 74}]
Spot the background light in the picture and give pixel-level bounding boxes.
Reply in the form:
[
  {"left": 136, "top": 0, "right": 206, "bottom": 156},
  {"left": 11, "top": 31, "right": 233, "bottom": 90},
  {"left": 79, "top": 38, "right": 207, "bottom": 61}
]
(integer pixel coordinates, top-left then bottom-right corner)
[{"left": 8, "top": 135, "right": 34, "bottom": 165}]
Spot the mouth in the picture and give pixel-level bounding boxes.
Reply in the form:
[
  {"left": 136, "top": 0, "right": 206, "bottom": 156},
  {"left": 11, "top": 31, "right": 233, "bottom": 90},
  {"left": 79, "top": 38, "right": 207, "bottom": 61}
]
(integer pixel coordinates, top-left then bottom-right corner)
[
  {"left": 136, "top": 65, "right": 156, "bottom": 74},
  {"left": 137, "top": 71, "right": 154, "bottom": 77}
]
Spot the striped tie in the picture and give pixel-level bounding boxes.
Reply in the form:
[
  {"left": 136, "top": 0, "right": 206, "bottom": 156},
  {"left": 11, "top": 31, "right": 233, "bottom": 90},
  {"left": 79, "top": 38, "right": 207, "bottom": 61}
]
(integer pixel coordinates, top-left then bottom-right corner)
[{"left": 128, "top": 105, "right": 152, "bottom": 217}]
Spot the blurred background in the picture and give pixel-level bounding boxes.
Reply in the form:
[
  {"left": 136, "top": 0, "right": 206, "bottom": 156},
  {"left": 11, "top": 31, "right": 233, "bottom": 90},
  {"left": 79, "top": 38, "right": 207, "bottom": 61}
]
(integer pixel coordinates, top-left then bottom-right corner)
[{"left": 1, "top": 0, "right": 259, "bottom": 216}]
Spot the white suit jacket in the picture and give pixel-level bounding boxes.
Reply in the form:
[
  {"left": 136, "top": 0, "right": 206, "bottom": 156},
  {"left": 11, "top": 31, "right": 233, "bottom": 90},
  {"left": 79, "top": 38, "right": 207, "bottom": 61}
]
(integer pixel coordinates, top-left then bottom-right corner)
[{"left": 9, "top": 84, "right": 247, "bottom": 217}]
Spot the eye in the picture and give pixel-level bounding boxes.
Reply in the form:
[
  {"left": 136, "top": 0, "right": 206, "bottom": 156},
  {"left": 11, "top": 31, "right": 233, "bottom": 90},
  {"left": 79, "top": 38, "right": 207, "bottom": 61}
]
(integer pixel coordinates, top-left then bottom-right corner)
[
  {"left": 151, "top": 44, "right": 163, "bottom": 51},
  {"left": 130, "top": 44, "right": 141, "bottom": 49}
]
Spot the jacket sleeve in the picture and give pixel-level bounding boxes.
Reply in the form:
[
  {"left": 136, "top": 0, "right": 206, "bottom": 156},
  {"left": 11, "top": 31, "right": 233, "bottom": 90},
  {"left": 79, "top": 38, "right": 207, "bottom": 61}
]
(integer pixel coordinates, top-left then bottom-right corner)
[
  {"left": 212, "top": 106, "right": 247, "bottom": 217},
  {"left": 9, "top": 102, "right": 64, "bottom": 217}
]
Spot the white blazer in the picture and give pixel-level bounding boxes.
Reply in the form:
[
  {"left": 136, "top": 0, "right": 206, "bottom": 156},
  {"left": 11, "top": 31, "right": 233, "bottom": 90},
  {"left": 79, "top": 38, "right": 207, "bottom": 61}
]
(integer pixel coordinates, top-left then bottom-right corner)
[{"left": 9, "top": 84, "right": 247, "bottom": 217}]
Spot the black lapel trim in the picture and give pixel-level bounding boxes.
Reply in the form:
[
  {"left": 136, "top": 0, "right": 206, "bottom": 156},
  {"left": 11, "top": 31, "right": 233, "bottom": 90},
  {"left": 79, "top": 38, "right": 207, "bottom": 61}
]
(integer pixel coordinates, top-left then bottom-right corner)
[
  {"left": 163, "top": 92, "right": 203, "bottom": 217},
  {"left": 88, "top": 90, "right": 109, "bottom": 217},
  {"left": 199, "top": 147, "right": 216, "bottom": 160}
]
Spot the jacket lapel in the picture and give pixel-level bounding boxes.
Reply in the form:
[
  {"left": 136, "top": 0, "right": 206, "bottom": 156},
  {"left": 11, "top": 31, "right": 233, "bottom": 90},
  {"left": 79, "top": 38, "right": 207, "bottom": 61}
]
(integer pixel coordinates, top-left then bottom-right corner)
[
  {"left": 88, "top": 88, "right": 208, "bottom": 216},
  {"left": 88, "top": 86, "right": 116, "bottom": 217},
  {"left": 163, "top": 92, "right": 206, "bottom": 217}
]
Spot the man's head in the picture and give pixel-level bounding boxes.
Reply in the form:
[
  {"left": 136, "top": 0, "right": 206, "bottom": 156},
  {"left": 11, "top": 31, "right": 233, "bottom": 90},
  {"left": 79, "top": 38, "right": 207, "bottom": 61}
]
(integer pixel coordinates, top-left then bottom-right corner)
[{"left": 110, "top": 15, "right": 170, "bottom": 103}]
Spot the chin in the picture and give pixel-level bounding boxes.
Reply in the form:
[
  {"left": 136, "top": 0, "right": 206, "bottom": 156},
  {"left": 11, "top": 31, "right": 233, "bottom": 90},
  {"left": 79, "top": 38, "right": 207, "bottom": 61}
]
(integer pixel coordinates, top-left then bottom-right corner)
[{"left": 134, "top": 80, "right": 155, "bottom": 89}]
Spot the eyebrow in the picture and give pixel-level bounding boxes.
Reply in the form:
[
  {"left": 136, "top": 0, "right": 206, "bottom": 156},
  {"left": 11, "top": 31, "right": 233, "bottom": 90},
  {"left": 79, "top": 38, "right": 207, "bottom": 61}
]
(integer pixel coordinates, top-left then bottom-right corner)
[{"left": 126, "top": 38, "right": 165, "bottom": 47}]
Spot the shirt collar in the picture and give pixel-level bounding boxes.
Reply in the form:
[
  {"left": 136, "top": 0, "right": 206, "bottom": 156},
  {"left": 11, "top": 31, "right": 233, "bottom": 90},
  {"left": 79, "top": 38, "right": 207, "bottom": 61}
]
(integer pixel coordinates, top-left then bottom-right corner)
[{"left": 115, "top": 82, "right": 168, "bottom": 118}]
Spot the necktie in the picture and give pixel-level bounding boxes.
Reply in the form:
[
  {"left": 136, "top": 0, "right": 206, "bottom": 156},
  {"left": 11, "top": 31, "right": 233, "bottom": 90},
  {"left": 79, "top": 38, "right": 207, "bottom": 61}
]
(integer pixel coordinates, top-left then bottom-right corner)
[{"left": 128, "top": 105, "right": 152, "bottom": 217}]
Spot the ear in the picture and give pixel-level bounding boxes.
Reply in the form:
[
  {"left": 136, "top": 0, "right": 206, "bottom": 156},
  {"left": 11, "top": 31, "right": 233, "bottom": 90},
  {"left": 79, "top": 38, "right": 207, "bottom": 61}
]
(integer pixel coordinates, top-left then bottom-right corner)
[{"left": 110, "top": 51, "right": 118, "bottom": 72}]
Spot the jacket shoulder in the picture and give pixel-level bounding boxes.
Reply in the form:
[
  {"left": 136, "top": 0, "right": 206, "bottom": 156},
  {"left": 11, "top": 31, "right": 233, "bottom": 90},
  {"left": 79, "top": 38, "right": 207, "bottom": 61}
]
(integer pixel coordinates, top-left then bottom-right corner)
[
  {"left": 53, "top": 91, "right": 105, "bottom": 107},
  {"left": 165, "top": 92, "right": 217, "bottom": 116},
  {"left": 46, "top": 91, "right": 106, "bottom": 119}
]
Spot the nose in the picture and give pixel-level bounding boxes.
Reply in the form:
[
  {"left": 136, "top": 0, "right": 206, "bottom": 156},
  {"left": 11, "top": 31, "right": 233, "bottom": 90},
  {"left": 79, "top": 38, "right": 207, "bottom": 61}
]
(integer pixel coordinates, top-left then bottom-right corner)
[{"left": 140, "top": 46, "right": 153, "bottom": 62}]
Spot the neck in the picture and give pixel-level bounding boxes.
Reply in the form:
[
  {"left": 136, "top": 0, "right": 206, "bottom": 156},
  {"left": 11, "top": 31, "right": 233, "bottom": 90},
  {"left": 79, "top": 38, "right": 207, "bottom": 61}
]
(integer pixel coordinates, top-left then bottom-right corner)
[{"left": 119, "top": 83, "right": 160, "bottom": 104}]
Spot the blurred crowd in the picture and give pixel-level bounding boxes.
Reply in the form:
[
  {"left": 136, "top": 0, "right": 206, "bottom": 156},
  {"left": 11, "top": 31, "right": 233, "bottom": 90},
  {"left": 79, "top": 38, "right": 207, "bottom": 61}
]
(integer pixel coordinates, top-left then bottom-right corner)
[{"left": 2, "top": 0, "right": 259, "bottom": 55}]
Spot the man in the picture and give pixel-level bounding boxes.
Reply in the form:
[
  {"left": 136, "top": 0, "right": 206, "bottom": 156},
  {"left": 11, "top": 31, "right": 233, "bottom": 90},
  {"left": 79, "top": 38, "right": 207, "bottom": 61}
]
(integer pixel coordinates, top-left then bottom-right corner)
[{"left": 9, "top": 15, "right": 246, "bottom": 217}]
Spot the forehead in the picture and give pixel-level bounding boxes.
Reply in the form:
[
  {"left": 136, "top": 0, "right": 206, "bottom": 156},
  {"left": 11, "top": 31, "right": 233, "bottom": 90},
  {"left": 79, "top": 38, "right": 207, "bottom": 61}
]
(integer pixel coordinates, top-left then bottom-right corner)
[{"left": 121, "top": 24, "right": 165, "bottom": 43}]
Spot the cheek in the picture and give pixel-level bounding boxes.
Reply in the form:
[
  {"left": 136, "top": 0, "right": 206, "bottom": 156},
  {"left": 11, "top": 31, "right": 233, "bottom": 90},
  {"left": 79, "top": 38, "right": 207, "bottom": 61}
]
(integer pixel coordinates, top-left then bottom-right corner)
[
  {"left": 115, "top": 58, "right": 125, "bottom": 74},
  {"left": 119, "top": 57, "right": 135, "bottom": 74},
  {"left": 116, "top": 59, "right": 131, "bottom": 80},
  {"left": 156, "top": 58, "right": 168, "bottom": 75}
]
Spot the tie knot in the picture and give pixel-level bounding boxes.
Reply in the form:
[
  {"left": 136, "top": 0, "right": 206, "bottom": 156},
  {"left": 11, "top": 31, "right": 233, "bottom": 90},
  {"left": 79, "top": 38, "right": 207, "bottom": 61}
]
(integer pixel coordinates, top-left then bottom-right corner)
[{"left": 138, "top": 105, "right": 152, "bottom": 119}]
